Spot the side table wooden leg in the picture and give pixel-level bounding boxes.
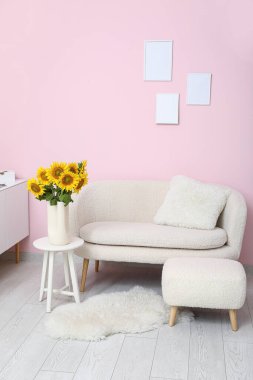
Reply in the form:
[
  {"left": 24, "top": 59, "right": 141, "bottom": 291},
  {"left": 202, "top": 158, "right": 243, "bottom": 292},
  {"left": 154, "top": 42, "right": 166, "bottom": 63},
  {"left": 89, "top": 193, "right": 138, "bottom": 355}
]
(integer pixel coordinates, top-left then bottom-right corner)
[
  {"left": 47, "top": 252, "right": 55, "bottom": 313},
  {"left": 39, "top": 251, "right": 49, "bottom": 302},
  {"left": 15, "top": 242, "right": 20, "bottom": 264},
  {"left": 68, "top": 251, "right": 80, "bottom": 304},
  {"left": 63, "top": 252, "right": 70, "bottom": 288}
]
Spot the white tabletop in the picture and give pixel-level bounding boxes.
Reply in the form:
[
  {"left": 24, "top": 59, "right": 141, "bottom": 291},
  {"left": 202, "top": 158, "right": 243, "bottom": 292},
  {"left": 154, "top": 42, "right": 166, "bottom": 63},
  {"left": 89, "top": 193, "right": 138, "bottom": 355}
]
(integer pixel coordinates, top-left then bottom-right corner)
[
  {"left": 0, "top": 179, "right": 27, "bottom": 192},
  {"left": 33, "top": 237, "right": 84, "bottom": 252}
]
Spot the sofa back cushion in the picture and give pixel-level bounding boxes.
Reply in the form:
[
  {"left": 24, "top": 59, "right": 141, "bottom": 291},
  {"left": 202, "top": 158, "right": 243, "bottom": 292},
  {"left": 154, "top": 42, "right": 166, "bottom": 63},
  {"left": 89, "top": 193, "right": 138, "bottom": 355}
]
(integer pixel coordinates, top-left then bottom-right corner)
[
  {"left": 74, "top": 180, "right": 242, "bottom": 231},
  {"left": 75, "top": 180, "right": 170, "bottom": 226}
]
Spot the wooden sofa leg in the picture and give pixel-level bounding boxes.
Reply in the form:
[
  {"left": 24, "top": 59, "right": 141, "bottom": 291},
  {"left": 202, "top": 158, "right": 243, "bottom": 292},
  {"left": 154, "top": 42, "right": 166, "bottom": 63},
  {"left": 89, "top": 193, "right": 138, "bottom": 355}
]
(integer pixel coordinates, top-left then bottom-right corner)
[
  {"left": 80, "top": 259, "right": 89, "bottom": 292},
  {"left": 229, "top": 309, "right": 238, "bottom": 331},
  {"left": 169, "top": 306, "right": 178, "bottom": 327},
  {"left": 95, "top": 260, "right": 99, "bottom": 272}
]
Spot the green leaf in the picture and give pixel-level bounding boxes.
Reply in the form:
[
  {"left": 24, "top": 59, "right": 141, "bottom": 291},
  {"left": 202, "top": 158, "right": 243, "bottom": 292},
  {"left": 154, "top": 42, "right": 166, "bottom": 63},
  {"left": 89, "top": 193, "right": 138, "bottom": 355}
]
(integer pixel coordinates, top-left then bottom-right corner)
[
  {"left": 45, "top": 193, "right": 53, "bottom": 201},
  {"left": 50, "top": 198, "right": 57, "bottom": 206},
  {"left": 58, "top": 192, "right": 73, "bottom": 206}
]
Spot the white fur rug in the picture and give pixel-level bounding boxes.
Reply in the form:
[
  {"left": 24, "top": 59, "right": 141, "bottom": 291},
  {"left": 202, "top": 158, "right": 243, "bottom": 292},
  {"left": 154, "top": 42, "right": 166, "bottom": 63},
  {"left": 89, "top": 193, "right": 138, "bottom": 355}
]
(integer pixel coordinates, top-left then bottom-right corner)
[{"left": 45, "top": 286, "right": 194, "bottom": 341}]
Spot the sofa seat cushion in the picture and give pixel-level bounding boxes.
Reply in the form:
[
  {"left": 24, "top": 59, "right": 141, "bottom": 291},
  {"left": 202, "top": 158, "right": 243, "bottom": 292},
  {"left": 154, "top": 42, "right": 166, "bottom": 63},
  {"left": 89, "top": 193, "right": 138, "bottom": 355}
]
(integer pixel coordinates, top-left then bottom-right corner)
[{"left": 80, "top": 222, "right": 227, "bottom": 250}]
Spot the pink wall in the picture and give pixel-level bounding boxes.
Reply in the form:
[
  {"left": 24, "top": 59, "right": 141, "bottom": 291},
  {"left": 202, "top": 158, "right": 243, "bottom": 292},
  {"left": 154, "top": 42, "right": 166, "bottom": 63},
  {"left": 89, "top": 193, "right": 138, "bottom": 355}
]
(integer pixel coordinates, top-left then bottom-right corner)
[{"left": 0, "top": 0, "right": 253, "bottom": 263}]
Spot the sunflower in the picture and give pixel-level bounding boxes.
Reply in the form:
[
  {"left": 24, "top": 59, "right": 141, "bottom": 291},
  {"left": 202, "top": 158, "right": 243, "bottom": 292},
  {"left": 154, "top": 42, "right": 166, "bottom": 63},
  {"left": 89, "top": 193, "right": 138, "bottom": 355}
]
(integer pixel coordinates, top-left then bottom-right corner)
[
  {"left": 58, "top": 171, "right": 79, "bottom": 191},
  {"left": 67, "top": 162, "right": 78, "bottom": 174},
  {"left": 37, "top": 167, "right": 49, "bottom": 184},
  {"left": 79, "top": 160, "right": 87, "bottom": 174},
  {"left": 27, "top": 178, "right": 45, "bottom": 197},
  {"left": 74, "top": 173, "right": 88, "bottom": 193},
  {"left": 47, "top": 162, "right": 67, "bottom": 183}
]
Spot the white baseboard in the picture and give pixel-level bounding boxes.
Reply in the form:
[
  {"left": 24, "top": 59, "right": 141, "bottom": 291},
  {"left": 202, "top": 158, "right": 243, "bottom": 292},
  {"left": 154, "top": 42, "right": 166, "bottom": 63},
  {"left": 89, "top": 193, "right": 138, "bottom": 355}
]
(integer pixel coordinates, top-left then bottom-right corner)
[{"left": 0, "top": 251, "right": 83, "bottom": 263}]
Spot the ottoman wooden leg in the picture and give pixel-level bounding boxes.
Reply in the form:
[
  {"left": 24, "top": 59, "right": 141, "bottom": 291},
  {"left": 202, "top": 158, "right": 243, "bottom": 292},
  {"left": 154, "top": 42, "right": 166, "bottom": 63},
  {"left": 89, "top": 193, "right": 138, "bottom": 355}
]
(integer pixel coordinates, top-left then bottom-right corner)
[
  {"left": 229, "top": 309, "right": 238, "bottom": 331},
  {"left": 169, "top": 306, "right": 178, "bottom": 327},
  {"left": 80, "top": 259, "right": 89, "bottom": 292},
  {"left": 95, "top": 260, "right": 99, "bottom": 272}
]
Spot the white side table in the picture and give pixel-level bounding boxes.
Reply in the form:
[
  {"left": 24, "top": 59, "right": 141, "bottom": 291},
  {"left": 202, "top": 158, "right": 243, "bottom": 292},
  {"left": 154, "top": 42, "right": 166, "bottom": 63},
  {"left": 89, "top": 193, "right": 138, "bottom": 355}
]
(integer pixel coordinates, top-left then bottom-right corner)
[{"left": 33, "top": 237, "right": 83, "bottom": 312}]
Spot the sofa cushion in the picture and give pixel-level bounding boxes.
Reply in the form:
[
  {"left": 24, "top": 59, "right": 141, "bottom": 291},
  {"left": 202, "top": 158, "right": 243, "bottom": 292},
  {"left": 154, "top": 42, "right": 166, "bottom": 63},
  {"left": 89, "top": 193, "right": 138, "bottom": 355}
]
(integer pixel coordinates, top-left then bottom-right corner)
[
  {"left": 80, "top": 222, "right": 227, "bottom": 250},
  {"left": 154, "top": 175, "right": 228, "bottom": 230}
]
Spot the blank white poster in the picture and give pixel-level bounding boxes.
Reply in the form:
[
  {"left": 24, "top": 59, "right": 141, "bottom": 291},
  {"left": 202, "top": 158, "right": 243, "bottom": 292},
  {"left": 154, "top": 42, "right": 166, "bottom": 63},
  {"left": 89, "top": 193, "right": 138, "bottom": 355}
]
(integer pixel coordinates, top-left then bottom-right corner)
[
  {"left": 144, "top": 40, "right": 173, "bottom": 81},
  {"left": 156, "top": 93, "right": 179, "bottom": 124},
  {"left": 187, "top": 73, "right": 212, "bottom": 105}
]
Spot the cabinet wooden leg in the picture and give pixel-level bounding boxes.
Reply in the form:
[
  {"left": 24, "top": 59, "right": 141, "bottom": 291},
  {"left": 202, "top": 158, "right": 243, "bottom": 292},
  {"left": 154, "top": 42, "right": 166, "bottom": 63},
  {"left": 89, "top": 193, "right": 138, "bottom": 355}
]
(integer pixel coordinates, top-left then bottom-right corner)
[
  {"left": 169, "top": 306, "right": 178, "bottom": 327},
  {"left": 95, "top": 260, "right": 99, "bottom": 272},
  {"left": 229, "top": 309, "right": 238, "bottom": 331},
  {"left": 80, "top": 258, "right": 89, "bottom": 292},
  {"left": 15, "top": 242, "right": 20, "bottom": 264}
]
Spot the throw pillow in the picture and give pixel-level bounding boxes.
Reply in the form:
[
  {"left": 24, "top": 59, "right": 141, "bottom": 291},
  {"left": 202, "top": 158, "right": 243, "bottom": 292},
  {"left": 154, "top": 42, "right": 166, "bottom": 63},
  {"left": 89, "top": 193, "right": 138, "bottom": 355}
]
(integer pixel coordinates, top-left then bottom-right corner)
[{"left": 154, "top": 175, "right": 228, "bottom": 230}]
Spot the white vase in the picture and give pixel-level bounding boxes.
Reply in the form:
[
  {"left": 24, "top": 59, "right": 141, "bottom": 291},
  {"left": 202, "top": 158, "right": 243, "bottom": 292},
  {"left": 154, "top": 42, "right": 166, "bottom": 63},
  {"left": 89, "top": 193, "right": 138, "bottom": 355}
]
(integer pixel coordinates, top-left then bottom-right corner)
[{"left": 47, "top": 202, "right": 70, "bottom": 245}]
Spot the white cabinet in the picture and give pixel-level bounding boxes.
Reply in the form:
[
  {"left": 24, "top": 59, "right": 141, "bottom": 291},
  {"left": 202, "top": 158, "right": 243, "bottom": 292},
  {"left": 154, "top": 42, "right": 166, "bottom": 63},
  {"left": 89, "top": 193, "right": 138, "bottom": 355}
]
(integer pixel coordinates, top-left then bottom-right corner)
[{"left": 0, "top": 180, "right": 29, "bottom": 262}]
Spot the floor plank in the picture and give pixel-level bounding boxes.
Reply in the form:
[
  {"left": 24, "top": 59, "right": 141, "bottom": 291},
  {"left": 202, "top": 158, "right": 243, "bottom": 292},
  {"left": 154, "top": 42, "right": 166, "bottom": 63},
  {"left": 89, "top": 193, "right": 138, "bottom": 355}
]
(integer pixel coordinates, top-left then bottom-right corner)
[
  {"left": 74, "top": 334, "right": 124, "bottom": 380},
  {"left": 0, "top": 261, "right": 40, "bottom": 301},
  {"left": 0, "top": 303, "right": 45, "bottom": 372},
  {"left": 151, "top": 323, "right": 190, "bottom": 380},
  {"left": 35, "top": 371, "right": 73, "bottom": 380},
  {"left": 126, "top": 328, "right": 158, "bottom": 339},
  {"left": 0, "top": 317, "right": 56, "bottom": 380},
  {"left": 221, "top": 303, "right": 253, "bottom": 343},
  {"left": 111, "top": 336, "right": 156, "bottom": 380},
  {"left": 0, "top": 273, "right": 41, "bottom": 331},
  {"left": 188, "top": 310, "right": 226, "bottom": 380},
  {"left": 224, "top": 341, "right": 253, "bottom": 379},
  {"left": 246, "top": 291, "right": 253, "bottom": 328},
  {"left": 42, "top": 339, "right": 89, "bottom": 373}
]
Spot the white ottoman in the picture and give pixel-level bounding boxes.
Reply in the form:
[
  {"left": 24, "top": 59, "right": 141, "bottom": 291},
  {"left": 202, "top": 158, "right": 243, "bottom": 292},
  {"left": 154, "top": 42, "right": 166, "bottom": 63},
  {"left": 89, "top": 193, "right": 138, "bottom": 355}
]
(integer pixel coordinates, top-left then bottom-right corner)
[{"left": 162, "top": 258, "right": 246, "bottom": 331}]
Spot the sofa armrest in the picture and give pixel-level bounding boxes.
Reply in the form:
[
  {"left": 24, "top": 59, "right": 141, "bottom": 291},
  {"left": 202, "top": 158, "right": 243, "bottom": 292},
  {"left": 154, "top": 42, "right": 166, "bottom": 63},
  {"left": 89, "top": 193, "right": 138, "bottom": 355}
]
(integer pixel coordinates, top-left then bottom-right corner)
[{"left": 217, "top": 191, "right": 247, "bottom": 260}]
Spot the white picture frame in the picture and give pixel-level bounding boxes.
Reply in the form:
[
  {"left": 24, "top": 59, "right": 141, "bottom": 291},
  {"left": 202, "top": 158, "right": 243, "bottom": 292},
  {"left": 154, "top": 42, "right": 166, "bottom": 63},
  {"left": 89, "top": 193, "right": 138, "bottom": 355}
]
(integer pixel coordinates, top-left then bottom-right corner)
[
  {"left": 187, "top": 73, "right": 212, "bottom": 105},
  {"left": 156, "top": 93, "right": 179, "bottom": 125},
  {"left": 144, "top": 40, "right": 173, "bottom": 81}
]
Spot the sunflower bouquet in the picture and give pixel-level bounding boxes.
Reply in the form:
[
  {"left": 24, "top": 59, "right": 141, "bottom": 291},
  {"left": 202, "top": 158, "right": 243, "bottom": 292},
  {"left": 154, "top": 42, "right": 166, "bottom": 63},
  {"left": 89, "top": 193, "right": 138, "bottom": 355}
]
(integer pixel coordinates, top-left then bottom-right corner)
[{"left": 27, "top": 161, "right": 88, "bottom": 206}]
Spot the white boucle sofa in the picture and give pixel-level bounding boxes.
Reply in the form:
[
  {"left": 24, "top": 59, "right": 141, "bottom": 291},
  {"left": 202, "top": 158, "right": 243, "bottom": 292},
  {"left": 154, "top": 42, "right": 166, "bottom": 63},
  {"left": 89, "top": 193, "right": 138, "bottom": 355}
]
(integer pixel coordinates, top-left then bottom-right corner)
[{"left": 69, "top": 180, "right": 247, "bottom": 291}]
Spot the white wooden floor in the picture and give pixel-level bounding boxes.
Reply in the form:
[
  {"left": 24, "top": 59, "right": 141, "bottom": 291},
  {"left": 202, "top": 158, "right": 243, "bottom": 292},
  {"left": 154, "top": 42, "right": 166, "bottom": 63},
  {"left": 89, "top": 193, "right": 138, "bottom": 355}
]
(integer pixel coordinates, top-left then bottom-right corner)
[{"left": 0, "top": 254, "right": 253, "bottom": 380}]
